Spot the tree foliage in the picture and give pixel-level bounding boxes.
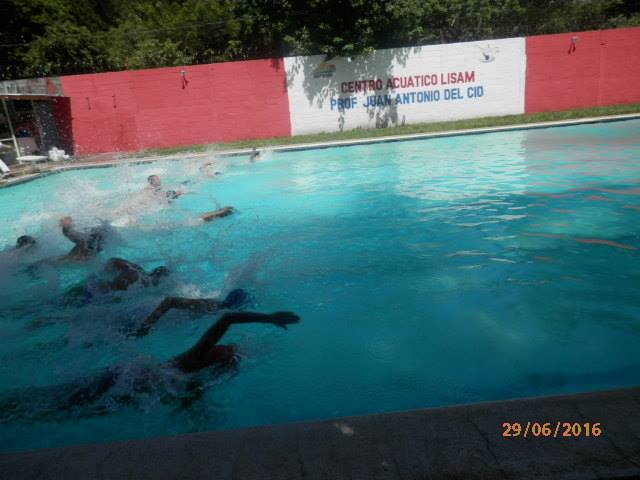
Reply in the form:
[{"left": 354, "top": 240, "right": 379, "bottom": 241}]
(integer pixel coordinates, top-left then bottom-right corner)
[{"left": 1, "top": 0, "right": 639, "bottom": 79}]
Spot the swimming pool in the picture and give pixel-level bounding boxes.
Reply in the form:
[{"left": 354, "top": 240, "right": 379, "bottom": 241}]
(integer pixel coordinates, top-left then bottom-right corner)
[{"left": 1, "top": 120, "right": 639, "bottom": 452}]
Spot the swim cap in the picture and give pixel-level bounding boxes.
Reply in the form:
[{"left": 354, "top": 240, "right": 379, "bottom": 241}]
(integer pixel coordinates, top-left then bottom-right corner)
[
  {"left": 151, "top": 266, "right": 170, "bottom": 285},
  {"left": 16, "top": 235, "right": 36, "bottom": 249},
  {"left": 222, "top": 289, "right": 252, "bottom": 309}
]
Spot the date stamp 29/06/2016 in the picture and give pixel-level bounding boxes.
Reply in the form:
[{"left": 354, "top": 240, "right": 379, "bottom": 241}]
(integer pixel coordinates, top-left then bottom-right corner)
[{"left": 502, "top": 422, "right": 602, "bottom": 439}]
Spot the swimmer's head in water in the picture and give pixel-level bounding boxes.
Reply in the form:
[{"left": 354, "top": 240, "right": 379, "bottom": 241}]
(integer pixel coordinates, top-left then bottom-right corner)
[
  {"left": 16, "top": 235, "right": 36, "bottom": 249},
  {"left": 59, "top": 216, "right": 73, "bottom": 227},
  {"left": 221, "top": 288, "right": 253, "bottom": 309},
  {"left": 203, "top": 344, "right": 238, "bottom": 369},
  {"left": 150, "top": 266, "right": 170, "bottom": 285},
  {"left": 147, "top": 175, "right": 161, "bottom": 188}
]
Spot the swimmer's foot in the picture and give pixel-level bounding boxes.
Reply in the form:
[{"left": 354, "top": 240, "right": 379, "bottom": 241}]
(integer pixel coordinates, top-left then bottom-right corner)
[{"left": 200, "top": 206, "right": 235, "bottom": 222}]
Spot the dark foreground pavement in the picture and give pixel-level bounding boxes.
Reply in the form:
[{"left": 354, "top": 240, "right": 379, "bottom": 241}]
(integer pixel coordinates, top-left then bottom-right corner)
[{"left": 1, "top": 387, "right": 639, "bottom": 479}]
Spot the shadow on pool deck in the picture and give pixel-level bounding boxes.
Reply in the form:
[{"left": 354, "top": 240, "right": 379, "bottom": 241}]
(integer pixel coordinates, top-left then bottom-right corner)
[{"left": 1, "top": 387, "right": 639, "bottom": 479}]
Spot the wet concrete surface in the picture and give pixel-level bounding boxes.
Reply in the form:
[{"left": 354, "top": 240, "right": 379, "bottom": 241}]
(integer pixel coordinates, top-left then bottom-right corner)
[{"left": 1, "top": 387, "right": 639, "bottom": 479}]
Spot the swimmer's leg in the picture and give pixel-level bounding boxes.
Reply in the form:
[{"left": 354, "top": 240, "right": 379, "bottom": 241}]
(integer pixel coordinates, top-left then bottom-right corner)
[{"left": 61, "top": 368, "right": 119, "bottom": 409}]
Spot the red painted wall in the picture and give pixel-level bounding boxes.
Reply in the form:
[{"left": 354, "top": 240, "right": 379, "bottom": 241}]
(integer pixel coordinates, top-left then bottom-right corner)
[
  {"left": 57, "top": 27, "right": 640, "bottom": 155},
  {"left": 525, "top": 27, "right": 640, "bottom": 113},
  {"left": 60, "top": 59, "right": 291, "bottom": 155}
]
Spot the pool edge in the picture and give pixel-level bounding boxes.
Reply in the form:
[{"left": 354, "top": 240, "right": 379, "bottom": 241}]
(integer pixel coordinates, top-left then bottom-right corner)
[
  {"left": 2, "top": 112, "right": 639, "bottom": 189},
  {"left": 1, "top": 386, "right": 638, "bottom": 479}
]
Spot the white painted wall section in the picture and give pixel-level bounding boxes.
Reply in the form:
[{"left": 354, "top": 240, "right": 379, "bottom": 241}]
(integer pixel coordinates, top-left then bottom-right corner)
[{"left": 285, "top": 38, "right": 526, "bottom": 135}]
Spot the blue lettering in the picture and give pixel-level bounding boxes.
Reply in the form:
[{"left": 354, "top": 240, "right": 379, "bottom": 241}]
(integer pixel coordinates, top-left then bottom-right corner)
[
  {"left": 467, "top": 86, "right": 484, "bottom": 98},
  {"left": 364, "top": 95, "right": 393, "bottom": 108},
  {"left": 444, "top": 88, "right": 463, "bottom": 100},
  {"left": 416, "top": 90, "right": 440, "bottom": 102},
  {"left": 331, "top": 96, "right": 358, "bottom": 110}
]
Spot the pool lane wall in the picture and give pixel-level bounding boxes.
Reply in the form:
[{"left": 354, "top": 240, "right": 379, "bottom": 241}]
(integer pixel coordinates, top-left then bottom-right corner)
[
  {"left": 58, "top": 59, "right": 292, "bottom": 155},
  {"left": 50, "top": 26, "right": 640, "bottom": 155},
  {"left": 525, "top": 27, "right": 640, "bottom": 113}
]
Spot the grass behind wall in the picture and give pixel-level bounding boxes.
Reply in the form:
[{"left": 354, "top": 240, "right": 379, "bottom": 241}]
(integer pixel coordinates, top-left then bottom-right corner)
[{"left": 132, "top": 103, "right": 640, "bottom": 158}]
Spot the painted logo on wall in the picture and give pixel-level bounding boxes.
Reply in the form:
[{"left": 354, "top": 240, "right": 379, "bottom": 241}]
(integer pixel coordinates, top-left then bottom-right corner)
[
  {"left": 313, "top": 62, "right": 336, "bottom": 78},
  {"left": 477, "top": 44, "right": 499, "bottom": 63},
  {"left": 285, "top": 38, "right": 526, "bottom": 136}
]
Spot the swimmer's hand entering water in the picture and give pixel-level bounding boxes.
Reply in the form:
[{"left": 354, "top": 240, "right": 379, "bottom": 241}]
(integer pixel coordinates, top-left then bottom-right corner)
[{"left": 268, "top": 312, "right": 300, "bottom": 329}]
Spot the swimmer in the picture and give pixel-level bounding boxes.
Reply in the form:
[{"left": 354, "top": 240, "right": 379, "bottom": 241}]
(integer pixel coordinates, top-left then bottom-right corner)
[
  {"left": 66, "top": 257, "right": 170, "bottom": 302},
  {"left": 59, "top": 216, "right": 107, "bottom": 261},
  {"left": 172, "top": 311, "right": 299, "bottom": 372},
  {"left": 104, "top": 258, "right": 169, "bottom": 291},
  {"left": 250, "top": 147, "right": 261, "bottom": 162},
  {"left": 0, "top": 311, "right": 300, "bottom": 420},
  {"left": 132, "top": 288, "right": 251, "bottom": 338},
  {"left": 146, "top": 174, "right": 184, "bottom": 201},
  {"left": 146, "top": 174, "right": 162, "bottom": 191},
  {"left": 198, "top": 162, "right": 222, "bottom": 177}
]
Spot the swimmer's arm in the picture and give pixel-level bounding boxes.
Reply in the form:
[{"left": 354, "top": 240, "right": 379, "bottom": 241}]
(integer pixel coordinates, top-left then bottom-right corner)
[
  {"left": 193, "top": 311, "right": 301, "bottom": 351},
  {"left": 132, "top": 297, "right": 223, "bottom": 338},
  {"left": 216, "top": 311, "right": 300, "bottom": 329},
  {"left": 200, "top": 206, "right": 234, "bottom": 222},
  {"left": 173, "top": 312, "right": 300, "bottom": 365},
  {"left": 61, "top": 225, "right": 84, "bottom": 244}
]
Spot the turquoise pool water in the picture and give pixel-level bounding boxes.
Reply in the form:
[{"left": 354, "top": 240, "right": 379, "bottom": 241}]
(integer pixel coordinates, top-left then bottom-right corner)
[{"left": 1, "top": 120, "right": 639, "bottom": 452}]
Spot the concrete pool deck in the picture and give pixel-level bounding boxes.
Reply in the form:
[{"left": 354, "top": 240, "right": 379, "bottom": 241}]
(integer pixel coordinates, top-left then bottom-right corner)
[
  {"left": 2, "top": 387, "right": 639, "bottom": 479},
  {"left": 1, "top": 112, "right": 640, "bottom": 188}
]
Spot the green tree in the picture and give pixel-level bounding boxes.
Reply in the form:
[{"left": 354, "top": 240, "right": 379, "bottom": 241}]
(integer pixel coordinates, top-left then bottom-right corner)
[
  {"left": 1, "top": 0, "right": 639, "bottom": 79},
  {"left": 104, "top": 0, "right": 240, "bottom": 69},
  {"left": 1, "top": 0, "right": 117, "bottom": 77}
]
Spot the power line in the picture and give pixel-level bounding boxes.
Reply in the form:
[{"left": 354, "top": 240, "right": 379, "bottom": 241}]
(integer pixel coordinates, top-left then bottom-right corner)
[{"left": 0, "top": 10, "right": 309, "bottom": 48}]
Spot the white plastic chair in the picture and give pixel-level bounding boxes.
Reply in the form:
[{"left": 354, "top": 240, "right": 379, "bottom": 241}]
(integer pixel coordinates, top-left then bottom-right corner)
[{"left": 0, "top": 158, "right": 10, "bottom": 178}]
